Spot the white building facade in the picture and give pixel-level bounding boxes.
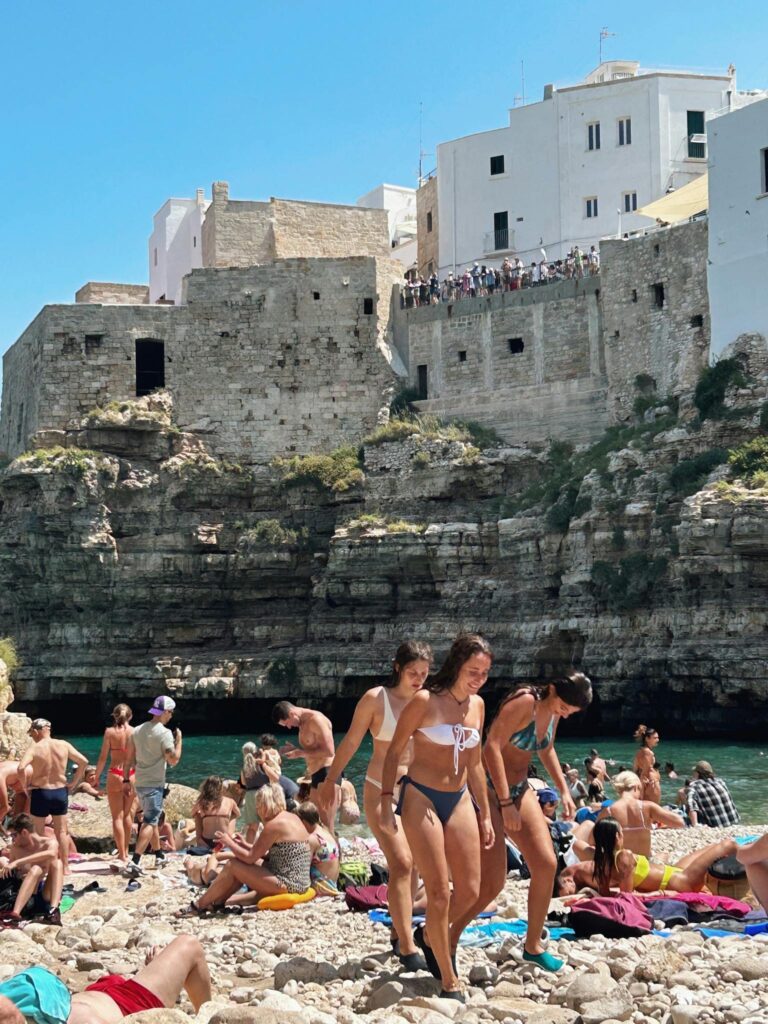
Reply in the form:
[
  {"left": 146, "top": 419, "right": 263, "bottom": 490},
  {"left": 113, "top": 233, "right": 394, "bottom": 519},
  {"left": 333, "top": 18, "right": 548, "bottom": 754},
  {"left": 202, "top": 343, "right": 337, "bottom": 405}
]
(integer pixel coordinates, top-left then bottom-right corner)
[
  {"left": 437, "top": 61, "right": 766, "bottom": 275},
  {"left": 357, "top": 183, "right": 417, "bottom": 269},
  {"left": 149, "top": 190, "right": 209, "bottom": 304},
  {"left": 708, "top": 97, "right": 768, "bottom": 355}
]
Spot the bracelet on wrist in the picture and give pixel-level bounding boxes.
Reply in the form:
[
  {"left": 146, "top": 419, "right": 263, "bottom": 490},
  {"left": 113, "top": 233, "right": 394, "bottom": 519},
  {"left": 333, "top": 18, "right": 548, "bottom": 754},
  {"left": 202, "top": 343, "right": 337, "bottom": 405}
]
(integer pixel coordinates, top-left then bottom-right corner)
[
  {"left": 380, "top": 790, "right": 394, "bottom": 797},
  {"left": 498, "top": 798, "right": 514, "bottom": 807}
]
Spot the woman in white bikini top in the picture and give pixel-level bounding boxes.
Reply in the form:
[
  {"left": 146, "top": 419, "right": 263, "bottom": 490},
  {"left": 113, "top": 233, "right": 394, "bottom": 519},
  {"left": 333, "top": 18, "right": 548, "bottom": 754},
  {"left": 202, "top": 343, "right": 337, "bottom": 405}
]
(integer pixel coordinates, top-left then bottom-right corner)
[
  {"left": 597, "top": 770, "right": 684, "bottom": 857},
  {"left": 317, "top": 641, "right": 432, "bottom": 971}
]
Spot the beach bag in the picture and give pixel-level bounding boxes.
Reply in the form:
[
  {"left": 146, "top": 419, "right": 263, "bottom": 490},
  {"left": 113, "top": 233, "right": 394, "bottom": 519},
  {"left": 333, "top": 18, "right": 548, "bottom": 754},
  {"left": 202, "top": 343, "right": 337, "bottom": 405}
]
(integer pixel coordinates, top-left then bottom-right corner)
[
  {"left": 706, "top": 855, "right": 749, "bottom": 900},
  {"left": 344, "top": 884, "right": 388, "bottom": 912},
  {"left": 369, "top": 863, "right": 389, "bottom": 886},
  {"left": 338, "top": 859, "right": 370, "bottom": 890},
  {"left": 569, "top": 894, "right": 653, "bottom": 938}
]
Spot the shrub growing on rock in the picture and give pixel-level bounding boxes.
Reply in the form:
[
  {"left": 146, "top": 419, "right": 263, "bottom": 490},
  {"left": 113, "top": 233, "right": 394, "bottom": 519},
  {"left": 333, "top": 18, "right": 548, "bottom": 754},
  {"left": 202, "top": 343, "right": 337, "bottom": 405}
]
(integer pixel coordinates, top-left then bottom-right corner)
[
  {"left": 693, "top": 358, "right": 747, "bottom": 420},
  {"left": 728, "top": 437, "right": 768, "bottom": 480},
  {"left": 273, "top": 446, "right": 363, "bottom": 493}
]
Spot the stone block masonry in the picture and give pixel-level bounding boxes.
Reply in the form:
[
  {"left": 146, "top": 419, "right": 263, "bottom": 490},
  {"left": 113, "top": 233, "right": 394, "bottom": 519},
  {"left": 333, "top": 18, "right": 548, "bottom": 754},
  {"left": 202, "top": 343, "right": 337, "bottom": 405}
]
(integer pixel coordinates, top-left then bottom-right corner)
[
  {"left": 75, "top": 282, "right": 150, "bottom": 304},
  {"left": 1, "top": 257, "right": 402, "bottom": 461}
]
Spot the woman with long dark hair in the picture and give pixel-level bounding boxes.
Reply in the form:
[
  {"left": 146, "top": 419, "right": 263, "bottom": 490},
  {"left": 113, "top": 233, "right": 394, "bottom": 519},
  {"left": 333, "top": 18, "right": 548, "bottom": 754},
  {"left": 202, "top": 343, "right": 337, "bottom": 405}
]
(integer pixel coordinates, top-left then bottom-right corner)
[
  {"left": 94, "top": 704, "right": 135, "bottom": 863},
  {"left": 478, "top": 671, "right": 592, "bottom": 972},
  {"left": 191, "top": 776, "right": 239, "bottom": 850},
  {"left": 565, "top": 816, "right": 737, "bottom": 896},
  {"left": 318, "top": 640, "right": 433, "bottom": 970},
  {"left": 380, "top": 634, "right": 494, "bottom": 1001},
  {"left": 633, "top": 725, "right": 661, "bottom": 804}
]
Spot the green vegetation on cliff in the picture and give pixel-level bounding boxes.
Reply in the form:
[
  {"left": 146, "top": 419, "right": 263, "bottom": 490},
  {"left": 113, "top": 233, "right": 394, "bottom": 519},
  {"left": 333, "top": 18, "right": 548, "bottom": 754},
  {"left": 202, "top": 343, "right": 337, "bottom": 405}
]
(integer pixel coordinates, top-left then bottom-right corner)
[
  {"left": 272, "top": 445, "right": 363, "bottom": 493},
  {"left": 15, "top": 446, "right": 107, "bottom": 477},
  {"left": 345, "top": 514, "right": 426, "bottom": 535},
  {"left": 0, "top": 638, "right": 18, "bottom": 674},
  {"left": 694, "top": 358, "right": 748, "bottom": 420},
  {"left": 364, "top": 414, "right": 501, "bottom": 450},
  {"left": 592, "top": 554, "right": 669, "bottom": 611},
  {"left": 728, "top": 437, "right": 768, "bottom": 479},
  {"left": 237, "top": 520, "right": 307, "bottom": 550},
  {"left": 668, "top": 448, "right": 728, "bottom": 496}
]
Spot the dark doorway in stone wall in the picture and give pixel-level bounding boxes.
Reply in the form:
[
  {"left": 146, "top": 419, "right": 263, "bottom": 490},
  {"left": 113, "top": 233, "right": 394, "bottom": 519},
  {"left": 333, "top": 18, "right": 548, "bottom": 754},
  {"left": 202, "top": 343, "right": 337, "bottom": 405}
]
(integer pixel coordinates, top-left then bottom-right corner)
[{"left": 135, "top": 339, "right": 165, "bottom": 396}]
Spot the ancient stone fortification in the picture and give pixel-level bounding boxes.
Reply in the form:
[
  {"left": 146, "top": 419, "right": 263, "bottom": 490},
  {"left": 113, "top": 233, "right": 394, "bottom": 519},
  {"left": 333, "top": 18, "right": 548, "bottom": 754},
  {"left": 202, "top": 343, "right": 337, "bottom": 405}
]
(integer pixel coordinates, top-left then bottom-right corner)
[
  {"left": 75, "top": 282, "right": 150, "bottom": 304},
  {"left": 201, "top": 181, "right": 391, "bottom": 268},
  {"left": 1, "top": 257, "right": 402, "bottom": 461},
  {"left": 394, "top": 219, "right": 710, "bottom": 444}
]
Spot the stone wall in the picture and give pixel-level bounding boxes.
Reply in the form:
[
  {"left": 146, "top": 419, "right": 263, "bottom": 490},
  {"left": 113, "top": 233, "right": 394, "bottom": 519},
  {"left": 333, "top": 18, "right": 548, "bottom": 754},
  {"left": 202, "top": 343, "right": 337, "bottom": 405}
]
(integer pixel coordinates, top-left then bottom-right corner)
[
  {"left": 416, "top": 175, "right": 438, "bottom": 275},
  {"left": 600, "top": 219, "right": 710, "bottom": 419},
  {"left": 1, "top": 258, "right": 401, "bottom": 461},
  {"left": 75, "top": 283, "right": 150, "bottom": 304},
  {"left": 200, "top": 182, "right": 390, "bottom": 270},
  {"left": 400, "top": 278, "right": 608, "bottom": 444}
]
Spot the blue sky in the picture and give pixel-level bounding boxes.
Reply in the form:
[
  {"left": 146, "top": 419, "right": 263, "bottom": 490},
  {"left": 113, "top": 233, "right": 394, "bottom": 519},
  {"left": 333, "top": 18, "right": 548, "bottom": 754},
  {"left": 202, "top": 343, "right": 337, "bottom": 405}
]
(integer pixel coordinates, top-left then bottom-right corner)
[{"left": 1, "top": 1, "right": 766, "bottom": 351}]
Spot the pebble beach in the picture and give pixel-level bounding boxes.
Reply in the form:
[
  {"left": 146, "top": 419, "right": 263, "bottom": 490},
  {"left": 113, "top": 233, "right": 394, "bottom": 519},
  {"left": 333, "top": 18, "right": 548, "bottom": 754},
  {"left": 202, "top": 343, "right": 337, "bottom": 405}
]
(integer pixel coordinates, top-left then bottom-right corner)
[{"left": 6, "top": 794, "right": 766, "bottom": 1024}]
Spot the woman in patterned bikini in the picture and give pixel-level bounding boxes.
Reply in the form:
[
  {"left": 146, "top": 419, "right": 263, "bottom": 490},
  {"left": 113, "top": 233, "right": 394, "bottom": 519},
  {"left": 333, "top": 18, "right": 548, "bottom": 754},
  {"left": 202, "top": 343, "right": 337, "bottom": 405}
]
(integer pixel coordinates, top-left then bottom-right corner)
[
  {"left": 318, "top": 640, "right": 432, "bottom": 970},
  {"left": 94, "top": 704, "right": 135, "bottom": 864},
  {"left": 380, "top": 634, "right": 494, "bottom": 1002},
  {"left": 477, "top": 671, "right": 593, "bottom": 972}
]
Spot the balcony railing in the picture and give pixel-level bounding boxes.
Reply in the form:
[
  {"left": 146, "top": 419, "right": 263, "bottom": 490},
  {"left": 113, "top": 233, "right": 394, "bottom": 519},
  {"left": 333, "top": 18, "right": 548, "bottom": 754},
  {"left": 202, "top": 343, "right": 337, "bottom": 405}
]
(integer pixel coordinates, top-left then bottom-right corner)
[{"left": 483, "top": 228, "right": 514, "bottom": 253}]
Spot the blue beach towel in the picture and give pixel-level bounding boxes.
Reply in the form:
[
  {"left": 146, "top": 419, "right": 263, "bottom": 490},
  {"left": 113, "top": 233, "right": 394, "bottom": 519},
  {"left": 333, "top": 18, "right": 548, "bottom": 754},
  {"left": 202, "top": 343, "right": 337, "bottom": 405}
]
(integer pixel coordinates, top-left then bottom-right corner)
[
  {"left": 459, "top": 919, "right": 575, "bottom": 947},
  {"left": 368, "top": 908, "right": 496, "bottom": 928}
]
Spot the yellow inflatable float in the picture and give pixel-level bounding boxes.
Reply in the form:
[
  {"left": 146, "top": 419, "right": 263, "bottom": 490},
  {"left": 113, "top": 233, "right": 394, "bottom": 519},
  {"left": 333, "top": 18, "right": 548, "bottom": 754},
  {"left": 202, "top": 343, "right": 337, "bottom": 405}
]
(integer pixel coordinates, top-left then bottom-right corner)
[{"left": 257, "top": 886, "right": 316, "bottom": 911}]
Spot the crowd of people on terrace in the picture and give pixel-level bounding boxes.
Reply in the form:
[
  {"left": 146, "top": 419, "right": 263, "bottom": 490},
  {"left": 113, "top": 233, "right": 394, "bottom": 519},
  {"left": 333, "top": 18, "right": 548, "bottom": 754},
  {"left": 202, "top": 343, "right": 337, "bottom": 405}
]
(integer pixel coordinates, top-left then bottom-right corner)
[
  {"left": 0, "top": 638, "right": 764, "bottom": 1013},
  {"left": 401, "top": 246, "right": 600, "bottom": 308}
]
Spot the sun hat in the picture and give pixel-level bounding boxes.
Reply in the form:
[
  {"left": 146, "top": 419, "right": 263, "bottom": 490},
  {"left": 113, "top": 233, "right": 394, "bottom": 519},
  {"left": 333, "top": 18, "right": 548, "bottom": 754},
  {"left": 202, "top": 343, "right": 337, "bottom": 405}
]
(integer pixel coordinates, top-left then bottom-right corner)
[{"left": 148, "top": 695, "right": 176, "bottom": 716}]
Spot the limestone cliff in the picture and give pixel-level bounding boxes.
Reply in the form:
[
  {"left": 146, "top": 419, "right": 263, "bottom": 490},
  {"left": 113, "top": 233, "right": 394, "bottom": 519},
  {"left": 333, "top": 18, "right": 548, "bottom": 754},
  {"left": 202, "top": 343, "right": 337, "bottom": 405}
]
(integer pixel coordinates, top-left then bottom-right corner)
[{"left": 1, "top": 344, "right": 767, "bottom": 737}]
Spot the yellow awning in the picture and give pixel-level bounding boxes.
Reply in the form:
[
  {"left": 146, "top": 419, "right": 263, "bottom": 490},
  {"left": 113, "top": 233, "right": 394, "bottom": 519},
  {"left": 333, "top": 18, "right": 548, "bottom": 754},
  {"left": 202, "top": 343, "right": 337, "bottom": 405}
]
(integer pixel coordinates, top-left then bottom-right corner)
[{"left": 636, "top": 173, "right": 708, "bottom": 224}]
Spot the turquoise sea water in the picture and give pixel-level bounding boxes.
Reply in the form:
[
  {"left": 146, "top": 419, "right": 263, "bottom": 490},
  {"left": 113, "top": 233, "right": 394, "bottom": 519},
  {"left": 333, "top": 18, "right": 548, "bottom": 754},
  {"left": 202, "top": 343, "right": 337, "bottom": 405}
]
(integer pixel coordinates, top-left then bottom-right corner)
[{"left": 65, "top": 733, "right": 768, "bottom": 825}]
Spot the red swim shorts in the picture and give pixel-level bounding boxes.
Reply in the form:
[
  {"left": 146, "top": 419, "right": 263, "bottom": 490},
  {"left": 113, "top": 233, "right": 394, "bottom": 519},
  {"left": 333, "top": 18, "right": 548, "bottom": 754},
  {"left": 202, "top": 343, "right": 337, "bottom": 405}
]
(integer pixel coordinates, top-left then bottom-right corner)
[{"left": 84, "top": 975, "right": 164, "bottom": 1016}]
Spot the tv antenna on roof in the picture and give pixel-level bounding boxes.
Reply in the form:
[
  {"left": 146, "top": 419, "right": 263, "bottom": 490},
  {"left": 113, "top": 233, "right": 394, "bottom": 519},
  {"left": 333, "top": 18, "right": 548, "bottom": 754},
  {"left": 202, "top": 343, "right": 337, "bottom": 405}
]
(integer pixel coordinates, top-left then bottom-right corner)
[
  {"left": 599, "top": 27, "right": 616, "bottom": 65},
  {"left": 417, "top": 102, "right": 432, "bottom": 186},
  {"left": 513, "top": 60, "right": 526, "bottom": 107}
]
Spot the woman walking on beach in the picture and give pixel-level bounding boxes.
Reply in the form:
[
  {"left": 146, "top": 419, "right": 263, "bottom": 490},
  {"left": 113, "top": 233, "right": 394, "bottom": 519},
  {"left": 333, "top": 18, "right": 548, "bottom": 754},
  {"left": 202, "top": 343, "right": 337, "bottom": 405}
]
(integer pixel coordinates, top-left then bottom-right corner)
[
  {"left": 560, "top": 816, "right": 737, "bottom": 896},
  {"left": 480, "top": 671, "right": 593, "bottom": 972},
  {"left": 380, "top": 634, "right": 494, "bottom": 1000},
  {"left": 94, "top": 704, "right": 135, "bottom": 863},
  {"left": 598, "top": 771, "right": 683, "bottom": 856},
  {"left": 318, "top": 640, "right": 432, "bottom": 969},
  {"left": 633, "top": 725, "right": 662, "bottom": 804}
]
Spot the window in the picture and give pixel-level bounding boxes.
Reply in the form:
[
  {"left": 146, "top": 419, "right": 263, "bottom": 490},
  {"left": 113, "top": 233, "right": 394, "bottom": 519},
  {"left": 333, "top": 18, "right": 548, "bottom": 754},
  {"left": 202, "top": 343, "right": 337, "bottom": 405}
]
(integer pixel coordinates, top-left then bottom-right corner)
[
  {"left": 588, "top": 122, "right": 601, "bottom": 151},
  {"left": 690, "top": 314, "right": 704, "bottom": 328},
  {"left": 687, "top": 110, "right": 706, "bottom": 159},
  {"left": 585, "top": 196, "right": 598, "bottom": 219},
  {"left": 761, "top": 147, "right": 768, "bottom": 194},
  {"left": 458, "top": 350, "right": 467, "bottom": 363},
  {"left": 623, "top": 191, "right": 638, "bottom": 213},
  {"left": 427, "top": 211, "right": 433, "bottom": 233},
  {"left": 84, "top": 333, "right": 104, "bottom": 353},
  {"left": 135, "top": 339, "right": 165, "bottom": 396},
  {"left": 490, "top": 154, "right": 505, "bottom": 175},
  {"left": 653, "top": 283, "right": 665, "bottom": 309},
  {"left": 618, "top": 117, "right": 632, "bottom": 146},
  {"left": 16, "top": 403, "right": 23, "bottom": 445},
  {"left": 153, "top": 247, "right": 158, "bottom": 267},
  {"left": 631, "top": 289, "right": 638, "bottom": 303},
  {"left": 313, "top": 291, "right": 320, "bottom": 300},
  {"left": 363, "top": 297, "right": 373, "bottom": 315},
  {"left": 193, "top": 235, "right": 197, "bottom": 248},
  {"left": 417, "top": 364, "right": 428, "bottom": 400},
  {"left": 493, "top": 211, "right": 509, "bottom": 249},
  {"left": 508, "top": 337, "right": 524, "bottom": 354}
]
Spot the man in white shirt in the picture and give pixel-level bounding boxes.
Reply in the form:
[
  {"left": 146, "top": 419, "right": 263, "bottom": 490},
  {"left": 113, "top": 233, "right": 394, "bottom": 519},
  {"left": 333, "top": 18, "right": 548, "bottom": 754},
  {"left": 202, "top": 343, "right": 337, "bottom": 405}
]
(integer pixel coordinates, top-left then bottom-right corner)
[{"left": 123, "top": 696, "right": 182, "bottom": 875}]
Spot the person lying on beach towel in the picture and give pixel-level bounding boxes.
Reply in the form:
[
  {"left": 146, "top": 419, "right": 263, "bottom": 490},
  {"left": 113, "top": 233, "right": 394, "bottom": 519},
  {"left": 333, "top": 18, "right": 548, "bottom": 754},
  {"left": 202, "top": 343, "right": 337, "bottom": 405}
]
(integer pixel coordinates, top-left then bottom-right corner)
[{"left": 556, "top": 817, "right": 737, "bottom": 897}]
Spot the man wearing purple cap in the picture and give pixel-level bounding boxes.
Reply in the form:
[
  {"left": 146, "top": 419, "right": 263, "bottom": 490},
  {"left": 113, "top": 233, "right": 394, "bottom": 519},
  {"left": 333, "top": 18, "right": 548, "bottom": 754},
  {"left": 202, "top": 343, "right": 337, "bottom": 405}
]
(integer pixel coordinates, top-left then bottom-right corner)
[{"left": 123, "top": 696, "right": 182, "bottom": 875}]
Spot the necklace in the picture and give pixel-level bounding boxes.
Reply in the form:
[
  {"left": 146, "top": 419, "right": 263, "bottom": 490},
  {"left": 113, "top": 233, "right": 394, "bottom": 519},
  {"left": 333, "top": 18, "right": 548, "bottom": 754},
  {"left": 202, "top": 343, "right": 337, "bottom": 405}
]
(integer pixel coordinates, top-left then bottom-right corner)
[{"left": 448, "top": 688, "right": 469, "bottom": 706}]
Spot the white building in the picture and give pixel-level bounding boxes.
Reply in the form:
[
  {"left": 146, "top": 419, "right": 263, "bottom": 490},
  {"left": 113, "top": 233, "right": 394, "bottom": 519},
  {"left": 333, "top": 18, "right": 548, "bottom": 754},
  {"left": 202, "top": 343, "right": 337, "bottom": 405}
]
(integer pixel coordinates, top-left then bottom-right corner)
[
  {"left": 357, "top": 183, "right": 417, "bottom": 269},
  {"left": 436, "top": 61, "right": 766, "bottom": 275},
  {"left": 149, "top": 190, "right": 209, "bottom": 304},
  {"left": 707, "top": 97, "right": 768, "bottom": 355}
]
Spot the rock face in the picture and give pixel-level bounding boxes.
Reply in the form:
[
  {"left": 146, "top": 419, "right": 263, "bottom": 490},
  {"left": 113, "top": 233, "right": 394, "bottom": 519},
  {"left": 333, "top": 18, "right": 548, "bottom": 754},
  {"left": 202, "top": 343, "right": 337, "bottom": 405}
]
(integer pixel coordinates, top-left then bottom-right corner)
[{"left": 1, "top": 346, "right": 768, "bottom": 735}]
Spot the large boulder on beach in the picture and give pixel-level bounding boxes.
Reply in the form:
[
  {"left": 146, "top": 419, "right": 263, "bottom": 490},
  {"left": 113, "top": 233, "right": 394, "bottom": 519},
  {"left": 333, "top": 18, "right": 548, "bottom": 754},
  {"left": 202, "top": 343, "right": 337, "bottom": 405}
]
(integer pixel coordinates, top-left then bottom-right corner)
[{"left": 68, "top": 783, "right": 199, "bottom": 852}]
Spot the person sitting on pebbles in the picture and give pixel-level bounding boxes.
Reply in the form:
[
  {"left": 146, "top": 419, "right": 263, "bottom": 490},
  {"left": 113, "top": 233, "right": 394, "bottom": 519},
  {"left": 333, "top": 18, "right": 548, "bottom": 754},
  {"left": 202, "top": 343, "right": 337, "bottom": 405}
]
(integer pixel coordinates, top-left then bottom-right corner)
[
  {"left": 0, "top": 935, "right": 211, "bottom": 1023},
  {"left": 71, "top": 765, "right": 102, "bottom": 799},
  {"left": 556, "top": 817, "right": 738, "bottom": 897},
  {"left": 0, "top": 813, "right": 63, "bottom": 927},
  {"left": 296, "top": 801, "right": 340, "bottom": 893}
]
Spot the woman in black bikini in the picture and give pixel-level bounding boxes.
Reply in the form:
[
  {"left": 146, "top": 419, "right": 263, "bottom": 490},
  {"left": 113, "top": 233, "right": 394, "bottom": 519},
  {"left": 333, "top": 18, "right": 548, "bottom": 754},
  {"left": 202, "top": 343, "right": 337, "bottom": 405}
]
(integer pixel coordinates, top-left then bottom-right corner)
[
  {"left": 94, "top": 704, "right": 134, "bottom": 863},
  {"left": 380, "top": 634, "right": 494, "bottom": 1001},
  {"left": 191, "top": 776, "right": 239, "bottom": 850},
  {"left": 477, "top": 672, "right": 592, "bottom": 972}
]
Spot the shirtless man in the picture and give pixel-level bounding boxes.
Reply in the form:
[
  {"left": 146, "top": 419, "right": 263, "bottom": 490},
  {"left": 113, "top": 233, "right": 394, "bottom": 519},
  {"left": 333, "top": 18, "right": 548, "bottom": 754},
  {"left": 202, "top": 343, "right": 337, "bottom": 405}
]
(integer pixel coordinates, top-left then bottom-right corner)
[
  {"left": 0, "top": 762, "right": 28, "bottom": 829},
  {"left": 0, "top": 934, "right": 211, "bottom": 1023},
  {"left": 272, "top": 700, "right": 338, "bottom": 829},
  {"left": 0, "top": 813, "right": 62, "bottom": 925},
  {"left": 17, "top": 719, "right": 88, "bottom": 872}
]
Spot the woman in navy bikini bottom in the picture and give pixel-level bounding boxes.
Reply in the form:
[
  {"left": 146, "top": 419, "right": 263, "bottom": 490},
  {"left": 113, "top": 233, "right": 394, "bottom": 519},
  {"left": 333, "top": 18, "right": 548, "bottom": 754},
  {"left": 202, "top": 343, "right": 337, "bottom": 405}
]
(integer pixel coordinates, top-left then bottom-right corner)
[
  {"left": 477, "top": 671, "right": 593, "bottom": 973},
  {"left": 380, "top": 634, "right": 494, "bottom": 1003}
]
